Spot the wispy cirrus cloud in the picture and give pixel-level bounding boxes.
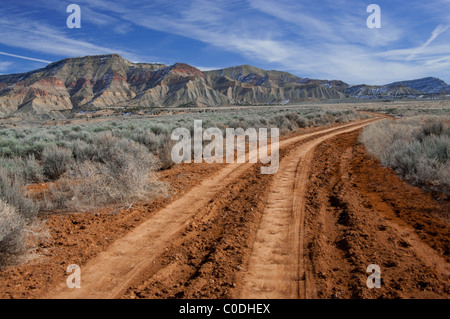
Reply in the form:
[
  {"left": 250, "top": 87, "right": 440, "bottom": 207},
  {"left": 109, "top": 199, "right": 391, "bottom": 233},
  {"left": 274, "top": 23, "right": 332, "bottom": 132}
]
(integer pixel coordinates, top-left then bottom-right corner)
[
  {"left": 407, "top": 24, "right": 450, "bottom": 61},
  {"left": 0, "top": 18, "right": 127, "bottom": 58},
  {"left": 1, "top": 0, "right": 449, "bottom": 84},
  {"left": 81, "top": 0, "right": 450, "bottom": 83},
  {"left": 90, "top": 0, "right": 295, "bottom": 65},
  {"left": 0, "top": 1, "right": 141, "bottom": 67},
  {"left": 0, "top": 61, "right": 13, "bottom": 73}
]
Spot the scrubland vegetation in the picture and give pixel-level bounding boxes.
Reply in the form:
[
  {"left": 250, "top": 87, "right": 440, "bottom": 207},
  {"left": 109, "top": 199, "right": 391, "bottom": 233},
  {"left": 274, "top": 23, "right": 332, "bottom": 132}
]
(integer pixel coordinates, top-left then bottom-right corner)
[
  {"left": 359, "top": 99, "right": 450, "bottom": 117},
  {"left": 1, "top": 99, "right": 449, "bottom": 266},
  {"left": 360, "top": 115, "right": 450, "bottom": 195},
  {"left": 0, "top": 106, "right": 362, "bottom": 263}
]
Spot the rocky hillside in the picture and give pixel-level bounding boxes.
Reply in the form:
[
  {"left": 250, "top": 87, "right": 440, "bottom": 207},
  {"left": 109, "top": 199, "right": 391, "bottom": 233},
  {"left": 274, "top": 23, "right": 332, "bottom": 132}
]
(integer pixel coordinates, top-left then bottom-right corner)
[
  {"left": 204, "top": 65, "right": 346, "bottom": 104},
  {"left": 386, "top": 77, "right": 450, "bottom": 94},
  {"left": 0, "top": 54, "right": 448, "bottom": 118},
  {"left": 0, "top": 55, "right": 346, "bottom": 118},
  {"left": 344, "top": 84, "right": 422, "bottom": 98}
]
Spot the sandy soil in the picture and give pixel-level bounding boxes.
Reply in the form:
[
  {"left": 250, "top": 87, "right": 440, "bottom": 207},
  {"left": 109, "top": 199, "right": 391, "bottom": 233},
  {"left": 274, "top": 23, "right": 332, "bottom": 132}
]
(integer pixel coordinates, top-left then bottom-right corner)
[{"left": 0, "top": 117, "right": 448, "bottom": 299}]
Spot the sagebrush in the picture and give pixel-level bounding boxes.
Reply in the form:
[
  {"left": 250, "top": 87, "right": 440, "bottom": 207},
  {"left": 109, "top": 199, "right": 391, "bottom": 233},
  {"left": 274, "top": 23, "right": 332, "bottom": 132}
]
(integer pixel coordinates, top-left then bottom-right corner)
[{"left": 360, "top": 116, "right": 450, "bottom": 194}]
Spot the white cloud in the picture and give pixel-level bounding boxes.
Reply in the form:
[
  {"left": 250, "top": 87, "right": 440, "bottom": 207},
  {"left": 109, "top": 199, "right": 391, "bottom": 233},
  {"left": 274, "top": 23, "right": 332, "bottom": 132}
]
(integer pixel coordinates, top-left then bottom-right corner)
[
  {"left": 407, "top": 24, "right": 450, "bottom": 61},
  {"left": 0, "top": 61, "right": 13, "bottom": 73},
  {"left": 0, "top": 15, "right": 140, "bottom": 62},
  {"left": 195, "top": 65, "right": 222, "bottom": 71},
  {"left": 1, "top": 0, "right": 449, "bottom": 84},
  {"left": 0, "top": 51, "right": 51, "bottom": 63},
  {"left": 59, "top": 0, "right": 450, "bottom": 83},
  {"left": 101, "top": 0, "right": 439, "bottom": 83},
  {"left": 425, "top": 55, "right": 450, "bottom": 67}
]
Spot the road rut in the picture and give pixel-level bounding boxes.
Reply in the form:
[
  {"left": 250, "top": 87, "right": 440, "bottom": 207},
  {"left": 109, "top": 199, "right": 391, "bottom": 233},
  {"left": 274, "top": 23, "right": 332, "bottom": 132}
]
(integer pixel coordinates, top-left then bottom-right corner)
[{"left": 44, "top": 119, "right": 377, "bottom": 299}]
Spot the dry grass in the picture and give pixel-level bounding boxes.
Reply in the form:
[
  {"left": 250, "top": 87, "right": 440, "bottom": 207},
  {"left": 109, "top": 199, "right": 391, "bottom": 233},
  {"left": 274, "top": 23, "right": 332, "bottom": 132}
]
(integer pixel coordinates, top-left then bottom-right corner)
[
  {"left": 360, "top": 115, "right": 450, "bottom": 195},
  {"left": 0, "top": 199, "right": 25, "bottom": 265},
  {"left": 45, "top": 133, "right": 167, "bottom": 212},
  {"left": 42, "top": 146, "right": 73, "bottom": 181}
]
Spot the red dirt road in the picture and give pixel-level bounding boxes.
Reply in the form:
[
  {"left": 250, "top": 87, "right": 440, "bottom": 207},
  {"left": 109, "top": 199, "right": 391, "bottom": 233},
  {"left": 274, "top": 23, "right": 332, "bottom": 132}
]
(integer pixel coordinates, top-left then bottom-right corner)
[
  {"left": 301, "top": 131, "right": 450, "bottom": 298},
  {"left": 239, "top": 121, "right": 377, "bottom": 298},
  {"left": 42, "top": 119, "right": 376, "bottom": 299},
  {"left": 0, "top": 117, "right": 448, "bottom": 299}
]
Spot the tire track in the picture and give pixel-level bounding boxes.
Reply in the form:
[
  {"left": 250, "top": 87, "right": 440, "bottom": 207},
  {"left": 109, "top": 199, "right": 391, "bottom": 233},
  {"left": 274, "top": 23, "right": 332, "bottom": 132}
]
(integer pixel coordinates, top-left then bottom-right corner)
[
  {"left": 239, "top": 120, "right": 378, "bottom": 299},
  {"left": 302, "top": 131, "right": 450, "bottom": 299},
  {"left": 44, "top": 118, "right": 377, "bottom": 299}
]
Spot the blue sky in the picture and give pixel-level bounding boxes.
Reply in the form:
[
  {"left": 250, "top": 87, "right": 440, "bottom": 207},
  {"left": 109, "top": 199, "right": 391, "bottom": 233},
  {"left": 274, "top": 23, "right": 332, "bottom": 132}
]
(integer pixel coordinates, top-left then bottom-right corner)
[{"left": 0, "top": 0, "right": 449, "bottom": 85}]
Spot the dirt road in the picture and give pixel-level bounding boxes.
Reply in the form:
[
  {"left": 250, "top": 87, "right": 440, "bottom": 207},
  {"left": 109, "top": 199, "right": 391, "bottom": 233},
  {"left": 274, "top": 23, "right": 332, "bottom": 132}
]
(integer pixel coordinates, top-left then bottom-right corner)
[
  {"left": 301, "top": 131, "right": 450, "bottom": 299},
  {"left": 2, "top": 115, "right": 445, "bottom": 299},
  {"left": 43, "top": 119, "right": 377, "bottom": 299},
  {"left": 239, "top": 121, "right": 377, "bottom": 299}
]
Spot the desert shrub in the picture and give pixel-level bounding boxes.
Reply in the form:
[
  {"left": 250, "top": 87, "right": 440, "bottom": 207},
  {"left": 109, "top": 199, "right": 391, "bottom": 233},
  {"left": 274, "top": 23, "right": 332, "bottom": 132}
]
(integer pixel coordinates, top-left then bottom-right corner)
[
  {"left": 415, "top": 118, "right": 448, "bottom": 141},
  {"left": 280, "top": 117, "right": 296, "bottom": 131},
  {"left": 270, "top": 115, "right": 288, "bottom": 128},
  {"left": 24, "top": 155, "right": 44, "bottom": 183},
  {"left": 0, "top": 166, "right": 37, "bottom": 265},
  {"left": 157, "top": 137, "right": 177, "bottom": 170},
  {"left": 421, "top": 121, "right": 444, "bottom": 137},
  {"left": 226, "top": 119, "right": 250, "bottom": 131},
  {"left": 50, "top": 133, "right": 165, "bottom": 211},
  {"left": 0, "top": 199, "right": 25, "bottom": 264},
  {"left": 360, "top": 116, "right": 450, "bottom": 194},
  {"left": 0, "top": 155, "right": 44, "bottom": 184},
  {"left": 293, "top": 116, "right": 309, "bottom": 128},
  {"left": 70, "top": 139, "right": 96, "bottom": 162},
  {"left": 150, "top": 124, "right": 170, "bottom": 135},
  {"left": 335, "top": 111, "right": 359, "bottom": 123},
  {"left": 130, "top": 130, "right": 169, "bottom": 154},
  {"left": 0, "top": 168, "right": 37, "bottom": 218},
  {"left": 316, "top": 113, "right": 335, "bottom": 126},
  {"left": 42, "top": 146, "right": 73, "bottom": 181}
]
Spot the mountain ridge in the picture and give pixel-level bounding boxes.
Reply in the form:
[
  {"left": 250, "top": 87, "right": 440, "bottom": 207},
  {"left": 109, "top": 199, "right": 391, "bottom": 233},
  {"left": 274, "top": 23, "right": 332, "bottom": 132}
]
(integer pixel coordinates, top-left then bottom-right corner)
[
  {"left": 386, "top": 77, "right": 450, "bottom": 94},
  {"left": 0, "top": 54, "right": 448, "bottom": 118}
]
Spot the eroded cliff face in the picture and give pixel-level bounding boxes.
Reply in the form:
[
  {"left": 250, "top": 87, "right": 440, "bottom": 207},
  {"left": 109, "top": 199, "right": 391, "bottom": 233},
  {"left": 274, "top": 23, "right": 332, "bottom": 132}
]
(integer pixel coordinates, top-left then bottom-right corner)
[
  {"left": 0, "top": 54, "right": 159, "bottom": 116},
  {"left": 1, "top": 54, "right": 444, "bottom": 118},
  {"left": 387, "top": 77, "right": 450, "bottom": 94},
  {"left": 0, "top": 54, "right": 347, "bottom": 117}
]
